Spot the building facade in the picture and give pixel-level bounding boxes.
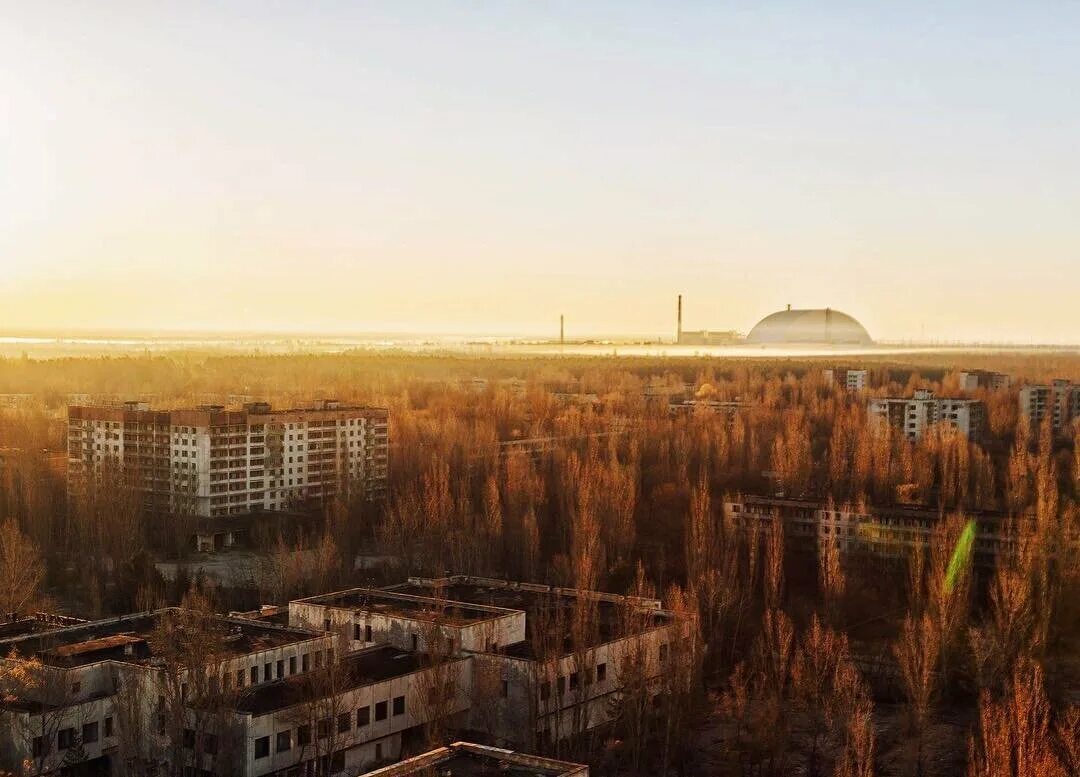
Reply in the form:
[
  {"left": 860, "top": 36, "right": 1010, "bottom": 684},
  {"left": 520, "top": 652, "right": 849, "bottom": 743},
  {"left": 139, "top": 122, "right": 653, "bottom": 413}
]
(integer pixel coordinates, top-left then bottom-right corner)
[
  {"left": 2, "top": 577, "right": 676, "bottom": 777},
  {"left": 67, "top": 400, "right": 389, "bottom": 517},
  {"left": 867, "top": 390, "right": 985, "bottom": 441},
  {"left": 958, "top": 371, "right": 1011, "bottom": 392},
  {"left": 823, "top": 369, "right": 868, "bottom": 391},
  {"left": 1019, "top": 380, "right": 1080, "bottom": 436}
]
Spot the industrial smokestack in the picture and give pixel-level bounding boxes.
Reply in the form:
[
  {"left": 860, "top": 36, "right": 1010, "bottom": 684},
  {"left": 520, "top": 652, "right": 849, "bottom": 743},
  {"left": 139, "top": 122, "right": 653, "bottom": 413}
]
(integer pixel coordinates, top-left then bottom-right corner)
[
  {"left": 560, "top": 315, "right": 564, "bottom": 345},
  {"left": 677, "top": 295, "right": 683, "bottom": 344}
]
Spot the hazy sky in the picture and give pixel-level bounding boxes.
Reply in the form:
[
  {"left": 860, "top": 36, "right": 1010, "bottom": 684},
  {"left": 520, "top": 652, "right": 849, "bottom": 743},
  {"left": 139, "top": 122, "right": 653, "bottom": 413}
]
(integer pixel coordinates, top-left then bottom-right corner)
[{"left": 2, "top": 3, "right": 1078, "bottom": 342}]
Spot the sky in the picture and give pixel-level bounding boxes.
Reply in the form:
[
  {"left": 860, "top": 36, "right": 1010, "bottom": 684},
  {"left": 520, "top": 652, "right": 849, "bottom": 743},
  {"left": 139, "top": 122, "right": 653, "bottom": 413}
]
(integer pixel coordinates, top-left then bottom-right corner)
[{"left": 1, "top": 2, "right": 1078, "bottom": 343}]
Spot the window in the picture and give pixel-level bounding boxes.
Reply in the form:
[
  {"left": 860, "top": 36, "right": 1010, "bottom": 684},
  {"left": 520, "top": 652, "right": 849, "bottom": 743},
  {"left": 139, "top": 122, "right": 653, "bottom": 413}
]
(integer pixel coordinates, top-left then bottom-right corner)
[
  {"left": 58, "top": 728, "right": 76, "bottom": 750},
  {"left": 411, "top": 634, "right": 419, "bottom": 651},
  {"left": 337, "top": 712, "right": 351, "bottom": 733},
  {"left": 317, "top": 718, "right": 331, "bottom": 738},
  {"left": 289, "top": 656, "right": 297, "bottom": 674},
  {"left": 264, "top": 663, "right": 272, "bottom": 681},
  {"left": 501, "top": 679, "right": 509, "bottom": 698},
  {"left": 597, "top": 663, "right": 607, "bottom": 683},
  {"left": 82, "top": 721, "right": 99, "bottom": 744},
  {"left": 353, "top": 623, "right": 361, "bottom": 641},
  {"left": 365, "top": 625, "right": 372, "bottom": 642},
  {"left": 302, "top": 653, "right": 310, "bottom": 672},
  {"left": 314, "top": 651, "right": 322, "bottom": 669},
  {"left": 203, "top": 733, "right": 219, "bottom": 755},
  {"left": 276, "top": 731, "right": 291, "bottom": 753},
  {"left": 540, "top": 681, "right": 551, "bottom": 701},
  {"left": 357, "top": 706, "right": 370, "bottom": 727},
  {"left": 71, "top": 681, "right": 81, "bottom": 695},
  {"left": 569, "top": 672, "right": 579, "bottom": 691},
  {"left": 104, "top": 716, "right": 114, "bottom": 738},
  {"left": 32, "top": 736, "right": 46, "bottom": 757},
  {"left": 393, "top": 695, "right": 405, "bottom": 716},
  {"left": 331, "top": 750, "right": 345, "bottom": 772},
  {"left": 556, "top": 676, "right": 566, "bottom": 695},
  {"left": 375, "top": 700, "right": 388, "bottom": 721},
  {"left": 277, "top": 660, "right": 285, "bottom": 679},
  {"left": 254, "top": 736, "right": 270, "bottom": 759},
  {"left": 297, "top": 725, "right": 311, "bottom": 746},
  {"left": 236, "top": 669, "right": 245, "bottom": 687},
  {"left": 324, "top": 618, "right": 331, "bottom": 632},
  {"left": 250, "top": 666, "right": 258, "bottom": 684},
  {"left": 375, "top": 743, "right": 383, "bottom": 761},
  {"left": 182, "top": 729, "right": 196, "bottom": 749}
]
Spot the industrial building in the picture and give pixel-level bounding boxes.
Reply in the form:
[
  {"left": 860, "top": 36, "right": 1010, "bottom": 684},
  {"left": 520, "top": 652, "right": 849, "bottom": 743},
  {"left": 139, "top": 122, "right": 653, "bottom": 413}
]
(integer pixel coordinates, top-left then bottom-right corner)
[
  {"left": 746, "top": 306, "right": 873, "bottom": 346},
  {"left": 0, "top": 577, "right": 676, "bottom": 777},
  {"left": 67, "top": 400, "right": 389, "bottom": 518},
  {"left": 1019, "top": 380, "right": 1080, "bottom": 436},
  {"left": 673, "top": 295, "right": 740, "bottom": 345},
  {"left": 867, "top": 390, "right": 985, "bottom": 441},
  {"left": 364, "top": 741, "right": 588, "bottom": 777}
]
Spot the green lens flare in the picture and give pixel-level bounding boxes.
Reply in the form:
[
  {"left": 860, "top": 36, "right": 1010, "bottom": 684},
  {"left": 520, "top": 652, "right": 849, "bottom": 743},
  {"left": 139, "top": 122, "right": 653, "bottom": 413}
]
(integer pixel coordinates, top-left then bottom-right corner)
[{"left": 944, "top": 520, "right": 976, "bottom": 594}]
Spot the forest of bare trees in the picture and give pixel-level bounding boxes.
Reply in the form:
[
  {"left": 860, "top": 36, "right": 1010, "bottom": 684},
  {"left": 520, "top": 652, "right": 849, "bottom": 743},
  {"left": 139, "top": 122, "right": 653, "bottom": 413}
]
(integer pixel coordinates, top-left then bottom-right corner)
[{"left": 2, "top": 349, "right": 1079, "bottom": 775}]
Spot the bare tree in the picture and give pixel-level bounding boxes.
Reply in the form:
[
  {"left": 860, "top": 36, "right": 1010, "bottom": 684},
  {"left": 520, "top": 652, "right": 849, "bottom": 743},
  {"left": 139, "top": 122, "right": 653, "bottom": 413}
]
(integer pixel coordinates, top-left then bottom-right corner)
[{"left": 0, "top": 517, "right": 44, "bottom": 619}]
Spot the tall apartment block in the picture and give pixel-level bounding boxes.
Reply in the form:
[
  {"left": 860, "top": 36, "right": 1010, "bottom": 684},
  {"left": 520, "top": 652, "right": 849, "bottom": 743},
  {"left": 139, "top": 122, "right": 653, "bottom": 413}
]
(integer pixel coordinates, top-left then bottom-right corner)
[
  {"left": 823, "top": 368, "right": 868, "bottom": 391},
  {"left": 958, "top": 370, "right": 1011, "bottom": 392},
  {"left": 1019, "top": 380, "right": 1080, "bottom": 436},
  {"left": 867, "top": 389, "right": 985, "bottom": 441},
  {"left": 67, "top": 400, "right": 389, "bottom": 517}
]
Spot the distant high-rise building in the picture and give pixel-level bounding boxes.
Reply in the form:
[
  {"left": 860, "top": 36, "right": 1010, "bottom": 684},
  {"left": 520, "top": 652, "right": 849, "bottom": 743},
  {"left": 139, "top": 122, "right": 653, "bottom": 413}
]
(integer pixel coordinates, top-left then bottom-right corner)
[
  {"left": 867, "top": 389, "right": 985, "bottom": 441},
  {"left": 823, "top": 368, "right": 868, "bottom": 391},
  {"left": 1019, "top": 380, "right": 1080, "bottom": 436},
  {"left": 958, "top": 370, "right": 1011, "bottom": 392},
  {"left": 67, "top": 400, "right": 388, "bottom": 517}
]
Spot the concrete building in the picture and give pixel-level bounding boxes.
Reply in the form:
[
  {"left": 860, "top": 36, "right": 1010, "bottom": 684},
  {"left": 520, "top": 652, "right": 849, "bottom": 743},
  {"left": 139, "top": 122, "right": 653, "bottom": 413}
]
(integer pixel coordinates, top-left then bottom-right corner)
[
  {"left": 723, "top": 495, "right": 1025, "bottom": 567},
  {"left": 958, "top": 371, "right": 1011, "bottom": 392},
  {"left": 0, "top": 609, "right": 333, "bottom": 777},
  {"left": 363, "top": 741, "right": 588, "bottom": 777},
  {"left": 1019, "top": 381, "right": 1080, "bottom": 436},
  {"left": 867, "top": 390, "right": 985, "bottom": 441},
  {"left": 2, "top": 577, "right": 675, "bottom": 777},
  {"left": 67, "top": 400, "right": 389, "bottom": 518},
  {"left": 823, "top": 369, "right": 868, "bottom": 391}
]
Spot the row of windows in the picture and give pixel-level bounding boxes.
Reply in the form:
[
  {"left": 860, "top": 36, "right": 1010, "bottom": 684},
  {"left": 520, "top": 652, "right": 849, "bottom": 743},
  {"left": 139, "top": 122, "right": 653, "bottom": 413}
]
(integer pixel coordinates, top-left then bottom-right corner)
[
  {"left": 34, "top": 718, "right": 112, "bottom": 756},
  {"left": 253, "top": 697, "right": 405, "bottom": 759}
]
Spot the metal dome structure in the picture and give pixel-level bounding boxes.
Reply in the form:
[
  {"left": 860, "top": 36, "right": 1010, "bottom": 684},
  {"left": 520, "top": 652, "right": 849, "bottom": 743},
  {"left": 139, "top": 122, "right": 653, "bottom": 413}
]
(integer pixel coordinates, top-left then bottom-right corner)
[{"left": 745, "top": 307, "right": 873, "bottom": 345}]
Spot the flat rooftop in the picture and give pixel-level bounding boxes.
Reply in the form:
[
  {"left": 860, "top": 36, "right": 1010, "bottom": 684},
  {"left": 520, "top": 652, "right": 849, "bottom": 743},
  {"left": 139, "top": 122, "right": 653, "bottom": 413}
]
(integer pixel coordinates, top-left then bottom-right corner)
[
  {"left": 386, "top": 578, "right": 670, "bottom": 658},
  {"left": 235, "top": 645, "right": 435, "bottom": 716},
  {"left": 0, "top": 610, "right": 319, "bottom": 668},
  {"left": 295, "top": 588, "right": 518, "bottom": 627},
  {"left": 363, "top": 742, "right": 588, "bottom": 777}
]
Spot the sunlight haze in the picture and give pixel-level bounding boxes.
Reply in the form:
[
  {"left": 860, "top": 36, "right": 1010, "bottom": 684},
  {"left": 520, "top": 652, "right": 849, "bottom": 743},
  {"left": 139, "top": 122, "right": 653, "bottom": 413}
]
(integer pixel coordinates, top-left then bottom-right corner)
[{"left": 2, "top": 3, "right": 1078, "bottom": 342}]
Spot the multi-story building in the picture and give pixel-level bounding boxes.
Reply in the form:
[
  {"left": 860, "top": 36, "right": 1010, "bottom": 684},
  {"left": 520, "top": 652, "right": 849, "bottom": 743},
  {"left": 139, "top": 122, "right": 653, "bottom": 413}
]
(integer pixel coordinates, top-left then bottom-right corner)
[
  {"left": 958, "top": 371, "right": 1011, "bottom": 392},
  {"left": 723, "top": 495, "right": 1027, "bottom": 567},
  {"left": 867, "top": 390, "right": 985, "bottom": 441},
  {"left": 1, "top": 577, "right": 671, "bottom": 777},
  {"left": 1019, "top": 380, "right": 1080, "bottom": 436},
  {"left": 67, "top": 400, "right": 388, "bottom": 517},
  {"left": 0, "top": 610, "right": 334, "bottom": 776},
  {"left": 823, "top": 369, "right": 868, "bottom": 391}
]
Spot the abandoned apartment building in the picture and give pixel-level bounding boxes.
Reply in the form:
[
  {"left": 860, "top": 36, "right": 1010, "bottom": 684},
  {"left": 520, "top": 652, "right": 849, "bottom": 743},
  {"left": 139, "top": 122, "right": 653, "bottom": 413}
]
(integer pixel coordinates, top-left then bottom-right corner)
[{"left": 0, "top": 576, "right": 673, "bottom": 776}]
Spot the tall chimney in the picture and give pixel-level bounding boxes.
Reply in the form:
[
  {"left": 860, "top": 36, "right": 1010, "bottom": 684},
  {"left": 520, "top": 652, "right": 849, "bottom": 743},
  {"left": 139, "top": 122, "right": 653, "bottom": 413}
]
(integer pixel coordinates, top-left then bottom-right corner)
[
  {"left": 676, "top": 295, "right": 683, "bottom": 343},
  {"left": 560, "top": 315, "right": 565, "bottom": 345}
]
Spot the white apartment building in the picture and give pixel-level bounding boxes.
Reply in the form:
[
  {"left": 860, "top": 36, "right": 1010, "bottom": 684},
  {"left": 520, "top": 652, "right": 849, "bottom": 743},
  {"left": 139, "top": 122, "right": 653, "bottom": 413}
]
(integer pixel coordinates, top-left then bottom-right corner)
[
  {"left": 2, "top": 577, "right": 672, "bottom": 777},
  {"left": 867, "top": 389, "right": 985, "bottom": 441},
  {"left": 1019, "top": 380, "right": 1080, "bottom": 436},
  {"left": 67, "top": 400, "right": 388, "bottom": 518},
  {"left": 958, "top": 370, "right": 1011, "bottom": 392},
  {"left": 823, "top": 368, "right": 868, "bottom": 391}
]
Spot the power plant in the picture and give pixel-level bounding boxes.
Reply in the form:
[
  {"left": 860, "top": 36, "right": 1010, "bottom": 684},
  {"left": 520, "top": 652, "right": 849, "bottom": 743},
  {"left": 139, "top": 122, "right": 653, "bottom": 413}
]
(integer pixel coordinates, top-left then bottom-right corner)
[
  {"left": 675, "top": 294, "right": 741, "bottom": 345},
  {"left": 675, "top": 296, "right": 873, "bottom": 346}
]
